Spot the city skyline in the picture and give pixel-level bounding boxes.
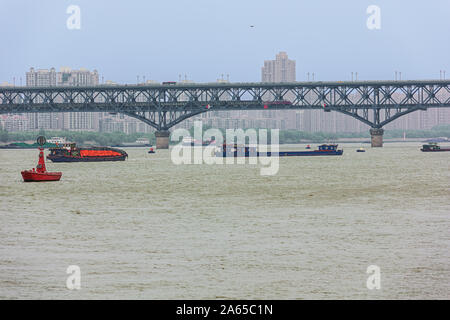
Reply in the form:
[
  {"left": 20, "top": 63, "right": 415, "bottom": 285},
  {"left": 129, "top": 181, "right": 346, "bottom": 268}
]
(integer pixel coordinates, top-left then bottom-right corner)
[{"left": 1, "top": 51, "right": 449, "bottom": 134}]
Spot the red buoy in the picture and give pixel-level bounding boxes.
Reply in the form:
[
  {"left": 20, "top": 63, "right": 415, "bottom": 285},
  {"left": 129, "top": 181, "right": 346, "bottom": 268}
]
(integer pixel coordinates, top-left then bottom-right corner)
[{"left": 21, "top": 138, "right": 62, "bottom": 182}]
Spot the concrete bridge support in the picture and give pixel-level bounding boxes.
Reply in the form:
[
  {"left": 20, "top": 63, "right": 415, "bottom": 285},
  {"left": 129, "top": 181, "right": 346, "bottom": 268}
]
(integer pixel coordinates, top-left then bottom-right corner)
[
  {"left": 370, "top": 128, "right": 384, "bottom": 147},
  {"left": 155, "top": 130, "right": 170, "bottom": 149}
]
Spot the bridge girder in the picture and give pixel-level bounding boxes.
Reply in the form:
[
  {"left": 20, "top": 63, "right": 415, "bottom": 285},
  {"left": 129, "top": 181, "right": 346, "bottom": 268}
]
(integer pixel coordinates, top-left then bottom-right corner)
[{"left": 0, "top": 80, "right": 449, "bottom": 130}]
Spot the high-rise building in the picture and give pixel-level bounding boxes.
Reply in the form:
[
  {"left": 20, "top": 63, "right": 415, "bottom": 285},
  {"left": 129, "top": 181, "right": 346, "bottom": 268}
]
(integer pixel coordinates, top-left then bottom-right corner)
[
  {"left": 261, "top": 52, "right": 297, "bottom": 129},
  {"left": 58, "top": 67, "right": 98, "bottom": 87},
  {"left": 58, "top": 67, "right": 99, "bottom": 131},
  {"left": 0, "top": 82, "right": 29, "bottom": 131},
  {"left": 26, "top": 67, "right": 100, "bottom": 131},
  {"left": 261, "top": 52, "right": 296, "bottom": 83},
  {"left": 26, "top": 67, "right": 57, "bottom": 87},
  {"left": 26, "top": 68, "right": 60, "bottom": 130},
  {"left": 0, "top": 114, "right": 29, "bottom": 131}
]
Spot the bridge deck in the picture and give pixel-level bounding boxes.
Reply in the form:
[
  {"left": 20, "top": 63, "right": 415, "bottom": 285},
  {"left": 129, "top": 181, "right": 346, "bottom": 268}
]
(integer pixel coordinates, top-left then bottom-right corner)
[{"left": 1, "top": 80, "right": 449, "bottom": 130}]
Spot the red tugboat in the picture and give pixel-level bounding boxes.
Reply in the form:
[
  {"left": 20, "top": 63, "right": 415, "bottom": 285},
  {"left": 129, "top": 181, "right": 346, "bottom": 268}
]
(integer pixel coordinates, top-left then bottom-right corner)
[{"left": 21, "top": 136, "right": 62, "bottom": 182}]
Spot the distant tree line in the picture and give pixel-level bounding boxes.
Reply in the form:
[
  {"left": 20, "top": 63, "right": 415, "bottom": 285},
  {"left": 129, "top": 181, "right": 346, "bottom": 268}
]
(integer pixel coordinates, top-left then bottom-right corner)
[
  {"left": 1, "top": 124, "right": 450, "bottom": 145},
  {"left": 0, "top": 129, "right": 156, "bottom": 146},
  {"left": 0, "top": 125, "right": 8, "bottom": 142},
  {"left": 383, "top": 124, "right": 450, "bottom": 139},
  {"left": 185, "top": 124, "right": 450, "bottom": 144}
]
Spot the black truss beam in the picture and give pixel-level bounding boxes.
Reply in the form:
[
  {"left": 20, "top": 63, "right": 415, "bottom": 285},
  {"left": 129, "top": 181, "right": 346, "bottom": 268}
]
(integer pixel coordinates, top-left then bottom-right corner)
[{"left": 0, "top": 80, "right": 449, "bottom": 130}]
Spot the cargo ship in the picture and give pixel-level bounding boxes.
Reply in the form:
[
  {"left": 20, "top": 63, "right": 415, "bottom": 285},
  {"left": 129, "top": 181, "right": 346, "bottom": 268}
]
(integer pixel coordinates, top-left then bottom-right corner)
[
  {"left": 215, "top": 144, "right": 343, "bottom": 157},
  {"left": 0, "top": 136, "right": 66, "bottom": 149},
  {"left": 112, "top": 138, "right": 152, "bottom": 148},
  {"left": 182, "top": 137, "right": 215, "bottom": 146},
  {"left": 47, "top": 143, "right": 128, "bottom": 162},
  {"left": 420, "top": 143, "right": 450, "bottom": 152}
]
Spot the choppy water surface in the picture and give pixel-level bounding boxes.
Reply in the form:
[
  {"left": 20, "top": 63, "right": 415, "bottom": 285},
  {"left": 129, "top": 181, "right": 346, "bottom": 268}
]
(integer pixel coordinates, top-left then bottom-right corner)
[{"left": 0, "top": 142, "right": 449, "bottom": 299}]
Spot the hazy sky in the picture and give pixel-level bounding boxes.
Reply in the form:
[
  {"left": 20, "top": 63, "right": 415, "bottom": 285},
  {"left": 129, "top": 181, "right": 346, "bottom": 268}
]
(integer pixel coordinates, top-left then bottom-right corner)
[{"left": 1, "top": 0, "right": 449, "bottom": 84}]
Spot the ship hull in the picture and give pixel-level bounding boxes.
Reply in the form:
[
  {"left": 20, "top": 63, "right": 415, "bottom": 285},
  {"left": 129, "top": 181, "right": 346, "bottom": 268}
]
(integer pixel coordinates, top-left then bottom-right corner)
[
  {"left": 217, "top": 150, "right": 343, "bottom": 157},
  {"left": 47, "top": 155, "right": 127, "bottom": 162},
  {"left": 276, "top": 150, "right": 343, "bottom": 156},
  {"left": 420, "top": 148, "right": 450, "bottom": 152},
  {"left": 21, "top": 170, "right": 62, "bottom": 182}
]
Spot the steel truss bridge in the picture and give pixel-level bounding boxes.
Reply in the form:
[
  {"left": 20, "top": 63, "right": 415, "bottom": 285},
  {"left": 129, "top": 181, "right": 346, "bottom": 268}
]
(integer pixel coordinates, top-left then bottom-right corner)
[{"left": 1, "top": 80, "right": 449, "bottom": 147}]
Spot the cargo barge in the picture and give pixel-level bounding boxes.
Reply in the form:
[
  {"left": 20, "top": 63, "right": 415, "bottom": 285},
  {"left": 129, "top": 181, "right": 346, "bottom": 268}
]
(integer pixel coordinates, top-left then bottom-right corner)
[
  {"left": 182, "top": 137, "right": 215, "bottom": 146},
  {"left": 216, "top": 144, "right": 343, "bottom": 157},
  {"left": 0, "top": 136, "right": 65, "bottom": 149},
  {"left": 47, "top": 143, "right": 128, "bottom": 162},
  {"left": 420, "top": 143, "right": 450, "bottom": 152}
]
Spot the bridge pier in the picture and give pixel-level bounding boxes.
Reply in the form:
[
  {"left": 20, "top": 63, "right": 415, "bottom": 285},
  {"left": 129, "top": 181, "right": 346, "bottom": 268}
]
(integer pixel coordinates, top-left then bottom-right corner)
[
  {"left": 370, "top": 128, "right": 384, "bottom": 147},
  {"left": 155, "top": 130, "right": 170, "bottom": 149}
]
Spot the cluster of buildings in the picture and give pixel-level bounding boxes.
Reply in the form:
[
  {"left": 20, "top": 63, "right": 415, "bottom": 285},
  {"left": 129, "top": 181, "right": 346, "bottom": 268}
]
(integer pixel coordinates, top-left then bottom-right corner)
[
  {"left": 0, "top": 67, "right": 153, "bottom": 134},
  {"left": 177, "top": 52, "right": 450, "bottom": 132},
  {"left": 1, "top": 53, "right": 450, "bottom": 133}
]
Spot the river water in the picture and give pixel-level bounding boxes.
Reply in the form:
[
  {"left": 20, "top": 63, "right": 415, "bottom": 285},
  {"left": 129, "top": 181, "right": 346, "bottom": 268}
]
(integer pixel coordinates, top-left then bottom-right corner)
[{"left": 0, "top": 142, "right": 449, "bottom": 299}]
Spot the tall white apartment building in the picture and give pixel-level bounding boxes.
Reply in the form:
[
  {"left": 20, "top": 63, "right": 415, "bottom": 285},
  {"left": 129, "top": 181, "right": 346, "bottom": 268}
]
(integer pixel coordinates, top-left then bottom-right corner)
[
  {"left": 58, "top": 67, "right": 99, "bottom": 131},
  {"left": 25, "top": 68, "right": 60, "bottom": 130},
  {"left": 261, "top": 52, "right": 296, "bottom": 83},
  {"left": 261, "top": 52, "right": 297, "bottom": 129},
  {"left": 26, "top": 67, "right": 99, "bottom": 131}
]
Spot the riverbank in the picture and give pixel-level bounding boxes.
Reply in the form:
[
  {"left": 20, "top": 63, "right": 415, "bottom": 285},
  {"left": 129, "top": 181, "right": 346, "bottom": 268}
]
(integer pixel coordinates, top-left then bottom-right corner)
[{"left": 1, "top": 125, "right": 449, "bottom": 147}]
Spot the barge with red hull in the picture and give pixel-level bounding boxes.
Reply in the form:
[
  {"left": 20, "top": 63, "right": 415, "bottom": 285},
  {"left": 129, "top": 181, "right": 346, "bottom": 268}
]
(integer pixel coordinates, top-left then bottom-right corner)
[{"left": 47, "top": 143, "right": 128, "bottom": 162}]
